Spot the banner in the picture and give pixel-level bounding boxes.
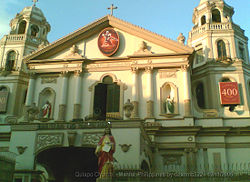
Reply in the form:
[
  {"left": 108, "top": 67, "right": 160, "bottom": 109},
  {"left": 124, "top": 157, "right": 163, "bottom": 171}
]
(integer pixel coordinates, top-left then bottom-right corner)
[
  {"left": 0, "top": 91, "right": 9, "bottom": 113},
  {"left": 219, "top": 82, "right": 240, "bottom": 105}
]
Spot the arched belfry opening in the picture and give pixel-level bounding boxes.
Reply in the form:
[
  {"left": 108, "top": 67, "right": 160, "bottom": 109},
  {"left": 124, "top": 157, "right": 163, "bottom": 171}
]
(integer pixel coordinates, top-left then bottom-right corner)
[
  {"left": 201, "top": 15, "right": 206, "bottom": 25},
  {"left": 93, "top": 75, "right": 120, "bottom": 120},
  {"left": 212, "top": 9, "right": 221, "bottom": 23},
  {"left": 18, "top": 20, "right": 27, "bottom": 34},
  {"left": 35, "top": 147, "right": 98, "bottom": 182}
]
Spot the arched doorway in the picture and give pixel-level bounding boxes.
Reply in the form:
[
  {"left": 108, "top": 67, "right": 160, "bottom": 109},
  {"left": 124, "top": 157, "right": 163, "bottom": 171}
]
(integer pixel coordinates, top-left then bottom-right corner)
[{"left": 36, "top": 147, "right": 98, "bottom": 182}]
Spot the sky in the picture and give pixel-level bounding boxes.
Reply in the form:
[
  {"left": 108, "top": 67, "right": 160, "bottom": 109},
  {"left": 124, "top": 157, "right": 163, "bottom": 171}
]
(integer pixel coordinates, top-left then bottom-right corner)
[{"left": 0, "top": 0, "right": 250, "bottom": 51}]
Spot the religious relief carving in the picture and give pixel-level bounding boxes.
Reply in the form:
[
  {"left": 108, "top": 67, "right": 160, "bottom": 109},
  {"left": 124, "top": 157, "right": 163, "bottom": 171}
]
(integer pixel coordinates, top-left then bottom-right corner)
[
  {"left": 41, "top": 77, "right": 57, "bottom": 84},
  {"left": 0, "top": 90, "right": 9, "bottom": 113},
  {"left": 82, "top": 133, "right": 102, "bottom": 146},
  {"left": 35, "top": 133, "right": 64, "bottom": 153},
  {"left": 162, "top": 154, "right": 182, "bottom": 165},
  {"left": 134, "top": 41, "right": 153, "bottom": 55},
  {"left": 65, "top": 45, "right": 83, "bottom": 59},
  {"left": 160, "top": 71, "right": 176, "bottom": 79}
]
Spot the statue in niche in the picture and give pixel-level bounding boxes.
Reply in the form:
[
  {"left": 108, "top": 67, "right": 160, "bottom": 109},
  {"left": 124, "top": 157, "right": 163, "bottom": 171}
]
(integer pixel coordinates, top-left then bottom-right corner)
[
  {"left": 42, "top": 101, "right": 51, "bottom": 119},
  {"left": 165, "top": 95, "right": 174, "bottom": 114}
]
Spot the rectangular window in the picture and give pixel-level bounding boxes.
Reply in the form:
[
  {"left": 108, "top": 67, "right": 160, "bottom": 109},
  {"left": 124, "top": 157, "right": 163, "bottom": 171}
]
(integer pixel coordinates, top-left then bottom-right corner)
[
  {"left": 15, "top": 179, "right": 22, "bottom": 182},
  {"left": 239, "top": 42, "right": 245, "bottom": 60},
  {"left": 196, "top": 49, "right": 204, "bottom": 64}
]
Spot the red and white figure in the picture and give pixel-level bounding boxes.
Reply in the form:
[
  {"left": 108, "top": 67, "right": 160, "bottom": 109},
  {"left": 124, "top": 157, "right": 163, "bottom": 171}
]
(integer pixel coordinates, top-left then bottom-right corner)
[
  {"left": 98, "top": 28, "right": 119, "bottom": 56},
  {"left": 42, "top": 101, "right": 52, "bottom": 118}
]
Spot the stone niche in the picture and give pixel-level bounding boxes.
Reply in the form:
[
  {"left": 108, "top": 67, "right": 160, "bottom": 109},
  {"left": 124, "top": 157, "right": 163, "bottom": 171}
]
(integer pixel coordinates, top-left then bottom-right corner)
[{"left": 38, "top": 87, "right": 56, "bottom": 121}]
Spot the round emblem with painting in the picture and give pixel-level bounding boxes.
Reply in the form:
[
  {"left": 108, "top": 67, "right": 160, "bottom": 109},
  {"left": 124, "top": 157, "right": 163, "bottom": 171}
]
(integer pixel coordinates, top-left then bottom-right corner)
[{"left": 98, "top": 28, "right": 120, "bottom": 56}]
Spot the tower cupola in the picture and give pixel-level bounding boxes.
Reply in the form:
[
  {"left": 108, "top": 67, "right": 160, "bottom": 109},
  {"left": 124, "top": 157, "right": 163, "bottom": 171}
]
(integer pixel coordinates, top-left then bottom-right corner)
[
  {"left": 9, "top": 6, "right": 50, "bottom": 43},
  {"left": 188, "top": 0, "right": 249, "bottom": 67}
]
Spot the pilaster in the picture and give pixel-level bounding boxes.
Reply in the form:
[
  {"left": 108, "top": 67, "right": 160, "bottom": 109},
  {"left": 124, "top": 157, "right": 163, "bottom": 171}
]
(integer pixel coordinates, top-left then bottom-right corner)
[
  {"left": 73, "top": 71, "right": 82, "bottom": 120},
  {"left": 181, "top": 65, "right": 192, "bottom": 117},
  {"left": 57, "top": 72, "right": 69, "bottom": 121},
  {"left": 25, "top": 73, "right": 36, "bottom": 106},
  {"left": 145, "top": 66, "right": 154, "bottom": 119},
  {"left": 131, "top": 67, "right": 139, "bottom": 119}
]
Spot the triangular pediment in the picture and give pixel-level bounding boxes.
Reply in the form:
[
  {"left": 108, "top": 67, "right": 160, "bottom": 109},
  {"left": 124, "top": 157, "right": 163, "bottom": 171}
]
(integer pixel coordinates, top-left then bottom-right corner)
[{"left": 24, "top": 15, "right": 193, "bottom": 62}]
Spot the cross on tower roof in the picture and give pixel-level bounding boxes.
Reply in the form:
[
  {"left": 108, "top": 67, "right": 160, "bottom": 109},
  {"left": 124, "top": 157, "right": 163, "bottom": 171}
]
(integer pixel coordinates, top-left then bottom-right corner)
[
  {"left": 107, "top": 4, "right": 118, "bottom": 16},
  {"left": 32, "top": 0, "right": 38, "bottom": 7}
]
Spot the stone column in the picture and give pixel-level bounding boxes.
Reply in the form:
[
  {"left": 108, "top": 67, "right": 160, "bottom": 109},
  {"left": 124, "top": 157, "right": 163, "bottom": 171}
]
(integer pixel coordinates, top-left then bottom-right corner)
[
  {"left": 57, "top": 72, "right": 69, "bottom": 121},
  {"left": 182, "top": 65, "right": 192, "bottom": 117},
  {"left": 73, "top": 71, "right": 82, "bottom": 120},
  {"left": 25, "top": 73, "right": 36, "bottom": 106},
  {"left": 145, "top": 66, "right": 154, "bottom": 118},
  {"left": 24, "top": 73, "right": 36, "bottom": 121},
  {"left": 131, "top": 67, "right": 139, "bottom": 119},
  {"left": 226, "top": 42, "right": 231, "bottom": 58},
  {"left": 184, "top": 148, "right": 197, "bottom": 173}
]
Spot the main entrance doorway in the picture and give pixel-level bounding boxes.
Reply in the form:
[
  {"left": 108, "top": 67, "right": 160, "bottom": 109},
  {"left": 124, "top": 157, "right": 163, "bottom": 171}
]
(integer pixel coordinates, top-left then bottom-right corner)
[{"left": 36, "top": 147, "right": 98, "bottom": 182}]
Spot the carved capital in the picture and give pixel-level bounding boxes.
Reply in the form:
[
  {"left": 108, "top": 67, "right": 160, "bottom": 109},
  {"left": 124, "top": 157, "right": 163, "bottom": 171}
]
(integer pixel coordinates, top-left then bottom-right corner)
[
  {"left": 28, "top": 72, "right": 37, "bottom": 79},
  {"left": 131, "top": 66, "right": 139, "bottom": 73},
  {"left": 181, "top": 64, "right": 190, "bottom": 72},
  {"left": 60, "top": 70, "right": 69, "bottom": 77},
  {"left": 74, "top": 70, "right": 82, "bottom": 77},
  {"left": 145, "top": 66, "right": 153, "bottom": 73}
]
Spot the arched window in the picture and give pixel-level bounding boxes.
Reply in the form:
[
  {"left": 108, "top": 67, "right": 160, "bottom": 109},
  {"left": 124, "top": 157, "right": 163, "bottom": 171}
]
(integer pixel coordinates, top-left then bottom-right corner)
[
  {"left": 238, "top": 42, "right": 245, "bottom": 60},
  {"left": 196, "top": 83, "right": 205, "bottom": 109},
  {"left": 217, "top": 40, "right": 227, "bottom": 60},
  {"left": 18, "top": 20, "right": 27, "bottom": 34},
  {"left": 221, "top": 77, "right": 231, "bottom": 82},
  {"left": 31, "top": 25, "right": 39, "bottom": 37},
  {"left": 212, "top": 9, "right": 221, "bottom": 23},
  {"left": 0, "top": 86, "right": 7, "bottom": 91},
  {"left": 201, "top": 15, "right": 206, "bottom": 25},
  {"left": 93, "top": 76, "right": 120, "bottom": 120},
  {"left": 6, "top": 51, "right": 16, "bottom": 71}
]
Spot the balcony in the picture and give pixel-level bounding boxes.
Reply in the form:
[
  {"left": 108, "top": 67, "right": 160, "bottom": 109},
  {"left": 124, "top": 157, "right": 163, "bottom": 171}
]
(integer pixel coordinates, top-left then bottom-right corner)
[
  {"left": 190, "top": 22, "right": 244, "bottom": 38},
  {"left": 1, "top": 34, "right": 43, "bottom": 45}
]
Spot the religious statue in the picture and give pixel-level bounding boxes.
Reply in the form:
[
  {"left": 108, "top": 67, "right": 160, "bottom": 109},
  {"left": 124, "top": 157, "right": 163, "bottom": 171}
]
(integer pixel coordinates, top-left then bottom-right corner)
[
  {"left": 42, "top": 101, "right": 51, "bottom": 119},
  {"left": 165, "top": 96, "right": 174, "bottom": 114},
  {"left": 95, "top": 127, "right": 116, "bottom": 178},
  {"left": 177, "top": 33, "right": 185, "bottom": 45}
]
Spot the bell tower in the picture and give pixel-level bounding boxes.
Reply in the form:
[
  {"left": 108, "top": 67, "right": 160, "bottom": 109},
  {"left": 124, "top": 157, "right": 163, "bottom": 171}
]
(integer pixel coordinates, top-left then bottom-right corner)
[
  {"left": 0, "top": 4, "right": 50, "bottom": 72},
  {"left": 0, "top": 3, "right": 50, "bottom": 121},
  {"left": 188, "top": 0, "right": 249, "bottom": 66},
  {"left": 188, "top": 0, "right": 250, "bottom": 117}
]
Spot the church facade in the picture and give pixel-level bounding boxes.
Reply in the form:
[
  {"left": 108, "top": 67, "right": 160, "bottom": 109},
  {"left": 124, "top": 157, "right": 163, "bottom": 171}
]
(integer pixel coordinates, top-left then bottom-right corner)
[{"left": 0, "top": 0, "right": 250, "bottom": 181}]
